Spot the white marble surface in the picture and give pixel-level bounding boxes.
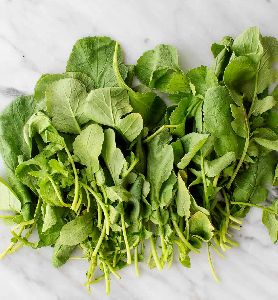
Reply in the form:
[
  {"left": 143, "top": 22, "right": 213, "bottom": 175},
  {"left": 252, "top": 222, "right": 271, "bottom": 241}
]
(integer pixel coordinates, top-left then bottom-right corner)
[{"left": 0, "top": 0, "right": 277, "bottom": 299}]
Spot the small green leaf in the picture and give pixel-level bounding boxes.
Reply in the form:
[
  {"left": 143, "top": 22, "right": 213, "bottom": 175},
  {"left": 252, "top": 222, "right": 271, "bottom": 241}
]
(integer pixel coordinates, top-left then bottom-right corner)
[
  {"left": 262, "top": 199, "right": 278, "bottom": 243},
  {"left": 57, "top": 213, "right": 93, "bottom": 246},
  {"left": 205, "top": 152, "right": 236, "bottom": 177},
  {"left": 135, "top": 44, "right": 190, "bottom": 94},
  {"left": 174, "top": 133, "right": 209, "bottom": 169},
  {"left": 252, "top": 96, "right": 276, "bottom": 116},
  {"left": 176, "top": 173, "right": 191, "bottom": 218},
  {"left": 0, "top": 178, "right": 21, "bottom": 212},
  {"left": 73, "top": 124, "right": 104, "bottom": 176},
  {"left": 189, "top": 211, "right": 214, "bottom": 242},
  {"left": 102, "top": 128, "right": 126, "bottom": 185}
]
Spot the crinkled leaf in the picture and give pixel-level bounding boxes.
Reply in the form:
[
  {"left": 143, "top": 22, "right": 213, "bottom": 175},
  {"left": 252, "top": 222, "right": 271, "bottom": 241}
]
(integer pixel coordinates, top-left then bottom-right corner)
[
  {"left": 83, "top": 87, "right": 143, "bottom": 141},
  {"left": 46, "top": 78, "right": 88, "bottom": 134},
  {"left": 189, "top": 211, "right": 214, "bottom": 242},
  {"left": 66, "top": 36, "right": 127, "bottom": 88}
]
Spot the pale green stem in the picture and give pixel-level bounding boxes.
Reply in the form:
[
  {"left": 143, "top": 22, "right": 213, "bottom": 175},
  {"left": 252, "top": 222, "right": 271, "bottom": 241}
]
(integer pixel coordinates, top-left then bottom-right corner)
[
  {"left": 134, "top": 246, "right": 139, "bottom": 277},
  {"left": 65, "top": 147, "right": 79, "bottom": 211},
  {"left": 231, "top": 201, "right": 278, "bottom": 215},
  {"left": 149, "top": 235, "right": 163, "bottom": 271},
  {"left": 82, "top": 183, "right": 110, "bottom": 235},
  {"left": 121, "top": 213, "right": 131, "bottom": 265},
  {"left": 207, "top": 244, "right": 220, "bottom": 283},
  {"left": 122, "top": 157, "right": 139, "bottom": 178},
  {"left": 144, "top": 125, "right": 178, "bottom": 143},
  {"left": 172, "top": 220, "right": 200, "bottom": 253}
]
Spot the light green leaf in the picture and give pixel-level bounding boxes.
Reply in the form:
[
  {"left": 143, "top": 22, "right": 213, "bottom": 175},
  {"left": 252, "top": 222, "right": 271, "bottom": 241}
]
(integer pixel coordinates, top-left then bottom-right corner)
[
  {"left": 232, "top": 27, "right": 263, "bottom": 60},
  {"left": 187, "top": 66, "right": 218, "bottom": 97},
  {"left": 189, "top": 211, "right": 214, "bottom": 242},
  {"left": 252, "top": 96, "right": 276, "bottom": 116},
  {"left": 0, "top": 178, "right": 21, "bottom": 212},
  {"left": 233, "top": 153, "right": 276, "bottom": 204},
  {"left": 160, "top": 172, "right": 177, "bottom": 208},
  {"left": 102, "top": 129, "right": 126, "bottom": 185},
  {"left": 57, "top": 213, "right": 93, "bottom": 246},
  {"left": 147, "top": 131, "right": 174, "bottom": 209},
  {"left": 52, "top": 242, "right": 75, "bottom": 267},
  {"left": 205, "top": 152, "right": 236, "bottom": 177},
  {"left": 175, "top": 133, "right": 209, "bottom": 169},
  {"left": 135, "top": 44, "right": 190, "bottom": 94},
  {"left": 66, "top": 36, "right": 127, "bottom": 88},
  {"left": 0, "top": 96, "right": 38, "bottom": 220},
  {"left": 46, "top": 78, "right": 88, "bottom": 134},
  {"left": 83, "top": 87, "right": 143, "bottom": 141},
  {"left": 176, "top": 173, "right": 191, "bottom": 218},
  {"left": 224, "top": 56, "right": 257, "bottom": 104},
  {"left": 34, "top": 72, "right": 94, "bottom": 102},
  {"left": 262, "top": 199, "right": 278, "bottom": 243},
  {"left": 230, "top": 104, "right": 248, "bottom": 138},
  {"left": 73, "top": 124, "right": 104, "bottom": 176},
  {"left": 203, "top": 86, "right": 243, "bottom": 157}
]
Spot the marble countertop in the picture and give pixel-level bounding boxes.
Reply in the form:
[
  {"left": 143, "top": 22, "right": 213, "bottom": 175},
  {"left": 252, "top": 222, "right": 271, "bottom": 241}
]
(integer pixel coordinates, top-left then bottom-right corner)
[{"left": 0, "top": 0, "right": 277, "bottom": 299}]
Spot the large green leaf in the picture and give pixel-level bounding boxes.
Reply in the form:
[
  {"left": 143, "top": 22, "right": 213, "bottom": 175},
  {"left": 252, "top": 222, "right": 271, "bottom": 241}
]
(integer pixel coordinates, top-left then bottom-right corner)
[
  {"left": 83, "top": 87, "right": 143, "bottom": 141},
  {"left": 46, "top": 78, "right": 88, "bottom": 134}
]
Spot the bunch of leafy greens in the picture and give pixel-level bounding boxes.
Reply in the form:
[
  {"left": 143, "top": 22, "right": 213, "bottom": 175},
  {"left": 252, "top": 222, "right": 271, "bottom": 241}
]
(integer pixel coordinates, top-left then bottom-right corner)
[{"left": 0, "top": 28, "right": 277, "bottom": 294}]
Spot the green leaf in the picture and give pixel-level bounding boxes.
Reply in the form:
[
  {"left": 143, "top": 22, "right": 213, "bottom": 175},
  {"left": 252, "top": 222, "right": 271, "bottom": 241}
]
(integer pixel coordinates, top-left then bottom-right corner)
[
  {"left": 66, "top": 36, "right": 127, "bottom": 88},
  {"left": 83, "top": 87, "right": 143, "bottom": 141},
  {"left": 205, "top": 152, "right": 236, "bottom": 177},
  {"left": 233, "top": 153, "right": 276, "bottom": 204},
  {"left": 135, "top": 44, "right": 190, "bottom": 93},
  {"left": 176, "top": 173, "right": 191, "bottom": 218},
  {"left": 173, "top": 133, "right": 209, "bottom": 169},
  {"left": 160, "top": 172, "right": 177, "bottom": 208},
  {"left": 262, "top": 199, "right": 278, "bottom": 243},
  {"left": 232, "top": 27, "right": 263, "bottom": 60},
  {"left": 102, "top": 128, "right": 125, "bottom": 184},
  {"left": 211, "top": 36, "right": 233, "bottom": 79},
  {"left": 52, "top": 242, "right": 75, "bottom": 267},
  {"left": 0, "top": 96, "right": 38, "bottom": 220},
  {"left": 252, "top": 96, "right": 276, "bottom": 116},
  {"left": 57, "top": 213, "right": 93, "bottom": 246},
  {"left": 187, "top": 66, "right": 218, "bottom": 97},
  {"left": 224, "top": 56, "right": 257, "bottom": 104},
  {"left": 73, "top": 124, "right": 104, "bottom": 176},
  {"left": 203, "top": 86, "right": 243, "bottom": 157},
  {"left": 230, "top": 104, "right": 248, "bottom": 138},
  {"left": 113, "top": 42, "right": 166, "bottom": 129},
  {"left": 0, "top": 178, "right": 21, "bottom": 212},
  {"left": 147, "top": 131, "right": 174, "bottom": 209},
  {"left": 46, "top": 78, "right": 88, "bottom": 134},
  {"left": 34, "top": 72, "right": 94, "bottom": 102},
  {"left": 189, "top": 211, "right": 214, "bottom": 242}
]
